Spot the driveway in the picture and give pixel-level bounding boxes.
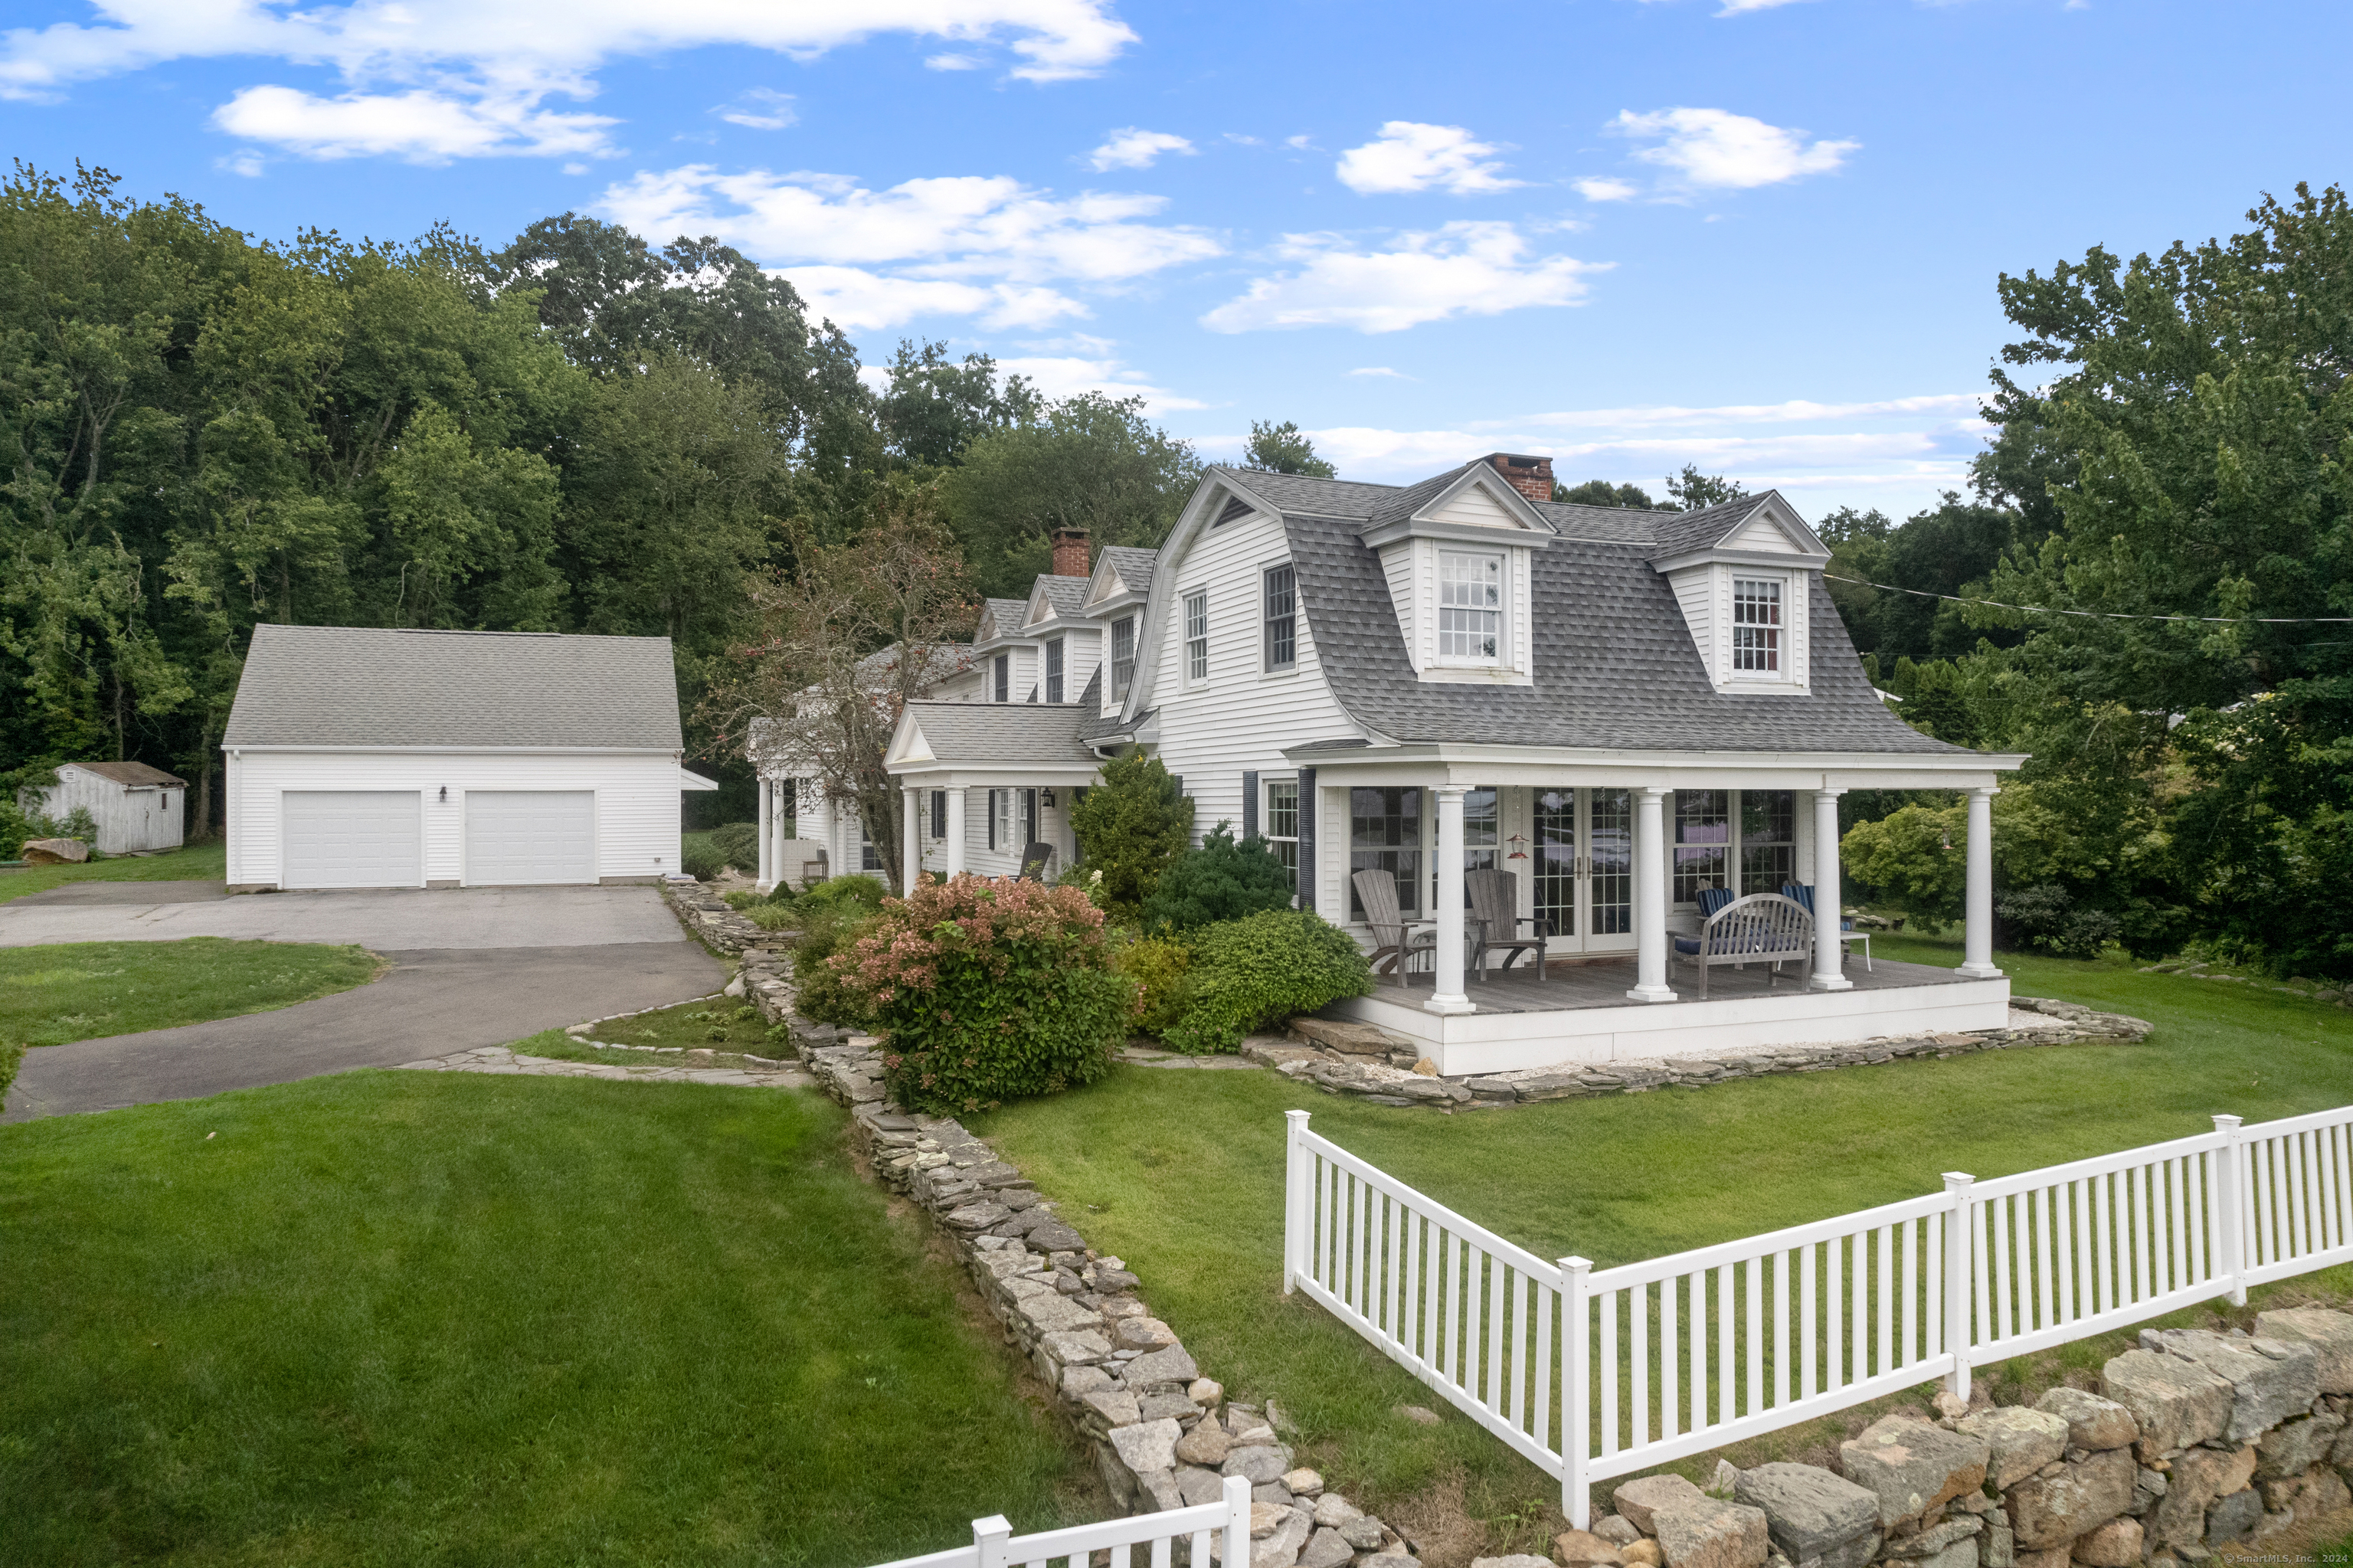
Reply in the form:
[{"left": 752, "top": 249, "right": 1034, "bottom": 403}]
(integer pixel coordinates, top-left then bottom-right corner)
[{"left": 2, "top": 882, "right": 728, "bottom": 1122}]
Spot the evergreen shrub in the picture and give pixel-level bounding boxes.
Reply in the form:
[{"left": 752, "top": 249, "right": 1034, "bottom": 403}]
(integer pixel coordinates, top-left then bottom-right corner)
[
  {"left": 1161, "top": 909, "right": 1373, "bottom": 1056},
  {"left": 680, "top": 841, "right": 728, "bottom": 881},
  {"left": 1067, "top": 751, "right": 1193, "bottom": 916},
  {"left": 833, "top": 875, "right": 1133, "bottom": 1115},
  {"left": 1141, "top": 823, "right": 1296, "bottom": 931}
]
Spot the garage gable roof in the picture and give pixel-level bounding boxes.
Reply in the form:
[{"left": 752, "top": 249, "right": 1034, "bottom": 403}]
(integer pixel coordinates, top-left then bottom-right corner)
[{"left": 224, "top": 624, "right": 682, "bottom": 750}]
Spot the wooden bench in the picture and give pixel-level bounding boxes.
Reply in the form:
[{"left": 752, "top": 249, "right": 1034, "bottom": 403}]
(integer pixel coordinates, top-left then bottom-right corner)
[{"left": 1672, "top": 892, "right": 1814, "bottom": 998}]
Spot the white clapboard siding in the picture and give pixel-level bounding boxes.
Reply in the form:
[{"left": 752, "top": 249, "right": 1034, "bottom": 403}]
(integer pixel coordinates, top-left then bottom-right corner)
[
  {"left": 1380, "top": 543, "right": 1418, "bottom": 670},
  {"left": 1671, "top": 571, "right": 1716, "bottom": 684}
]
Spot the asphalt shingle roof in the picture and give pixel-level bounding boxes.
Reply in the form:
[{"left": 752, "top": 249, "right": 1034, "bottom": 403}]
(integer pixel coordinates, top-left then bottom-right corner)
[
  {"left": 1099, "top": 545, "right": 1158, "bottom": 596},
  {"left": 224, "top": 624, "right": 682, "bottom": 750},
  {"left": 978, "top": 599, "right": 1031, "bottom": 641},
  {"left": 904, "top": 700, "right": 1099, "bottom": 766},
  {"left": 1035, "top": 575, "right": 1089, "bottom": 619},
  {"left": 70, "top": 760, "right": 188, "bottom": 787}
]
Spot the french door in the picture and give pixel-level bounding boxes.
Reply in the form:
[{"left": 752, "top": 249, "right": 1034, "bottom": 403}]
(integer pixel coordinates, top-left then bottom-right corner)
[{"left": 1530, "top": 787, "right": 1636, "bottom": 954}]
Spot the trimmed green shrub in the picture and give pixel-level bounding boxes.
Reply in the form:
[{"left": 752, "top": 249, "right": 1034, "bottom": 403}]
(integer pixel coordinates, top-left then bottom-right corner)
[
  {"left": 790, "top": 902, "right": 878, "bottom": 1029},
  {"left": 1111, "top": 931, "right": 1193, "bottom": 1036},
  {"left": 680, "top": 841, "right": 727, "bottom": 881},
  {"left": 833, "top": 875, "right": 1133, "bottom": 1115},
  {"left": 1162, "top": 910, "right": 1373, "bottom": 1056},
  {"left": 1067, "top": 751, "right": 1193, "bottom": 917},
  {"left": 802, "top": 873, "right": 888, "bottom": 913},
  {"left": 709, "top": 821, "right": 759, "bottom": 873},
  {"left": 1141, "top": 823, "right": 1297, "bottom": 931}
]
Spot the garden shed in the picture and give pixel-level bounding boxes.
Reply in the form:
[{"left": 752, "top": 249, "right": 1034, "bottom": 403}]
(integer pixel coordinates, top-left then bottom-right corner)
[
  {"left": 20, "top": 761, "right": 187, "bottom": 855},
  {"left": 222, "top": 624, "right": 693, "bottom": 892}
]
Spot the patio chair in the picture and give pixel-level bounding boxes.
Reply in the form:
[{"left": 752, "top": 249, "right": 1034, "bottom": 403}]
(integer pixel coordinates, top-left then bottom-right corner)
[
  {"left": 1673, "top": 892, "right": 1813, "bottom": 999},
  {"left": 1465, "top": 868, "right": 1548, "bottom": 981},
  {"left": 1351, "top": 868, "right": 1473, "bottom": 986},
  {"left": 1781, "top": 882, "right": 1870, "bottom": 972},
  {"left": 800, "top": 849, "right": 829, "bottom": 889},
  {"left": 1017, "top": 841, "right": 1058, "bottom": 882}
]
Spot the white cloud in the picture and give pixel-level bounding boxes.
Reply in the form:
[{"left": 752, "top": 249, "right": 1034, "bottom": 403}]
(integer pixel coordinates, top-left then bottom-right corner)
[
  {"left": 1335, "top": 121, "right": 1520, "bottom": 196},
  {"left": 718, "top": 88, "right": 796, "bottom": 131},
  {"left": 598, "top": 163, "right": 1222, "bottom": 329},
  {"left": 1088, "top": 127, "right": 1193, "bottom": 172},
  {"left": 1573, "top": 175, "right": 1638, "bottom": 202},
  {"left": 211, "top": 83, "right": 617, "bottom": 161},
  {"left": 992, "top": 352, "right": 1205, "bottom": 413},
  {"left": 1517, "top": 394, "right": 1984, "bottom": 431},
  {"left": 4, "top": 2, "right": 1136, "bottom": 159},
  {"left": 1350, "top": 366, "right": 1412, "bottom": 379},
  {"left": 1713, "top": 0, "right": 1818, "bottom": 11},
  {"left": 925, "top": 52, "right": 984, "bottom": 69},
  {"left": 1284, "top": 134, "right": 1316, "bottom": 149},
  {"left": 1201, "top": 222, "right": 1605, "bottom": 334},
  {"left": 1608, "top": 106, "right": 1857, "bottom": 190}
]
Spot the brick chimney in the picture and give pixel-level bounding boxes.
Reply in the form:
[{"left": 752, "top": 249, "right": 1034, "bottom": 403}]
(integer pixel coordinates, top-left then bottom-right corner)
[
  {"left": 1051, "top": 528, "right": 1090, "bottom": 578},
  {"left": 1485, "top": 453, "right": 1554, "bottom": 503}
]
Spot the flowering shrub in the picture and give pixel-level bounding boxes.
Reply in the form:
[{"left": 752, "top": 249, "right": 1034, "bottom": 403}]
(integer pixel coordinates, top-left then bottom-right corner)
[{"left": 833, "top": 875, "right": 1135, "bottom": 1115}]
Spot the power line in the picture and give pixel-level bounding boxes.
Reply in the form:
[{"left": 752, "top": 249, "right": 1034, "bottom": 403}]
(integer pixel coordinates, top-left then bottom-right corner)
[{"left": 1822, "top": 573, "right": 2353, "bottom": 625}]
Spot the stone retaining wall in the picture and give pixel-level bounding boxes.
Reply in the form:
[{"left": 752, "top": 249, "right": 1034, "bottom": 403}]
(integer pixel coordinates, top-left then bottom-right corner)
[
  {"left": 659, "top": 877, "right": 771, "bottom": 956},
  {"left": 1532, "top": 1311, "right": 2353, "bottom": 1568}
]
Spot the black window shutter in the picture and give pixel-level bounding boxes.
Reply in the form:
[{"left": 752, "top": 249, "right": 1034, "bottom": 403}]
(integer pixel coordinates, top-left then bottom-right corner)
[
  {"left": 1297, "top": 768, "right": 1317, "bottom": 912},
  {"left": 931, "top": 791, "right": 946, "bottom": 840},
  {"left": 1242, "top": 771, "right": 1259, "bottom": 839},
  {"left": 987, "top": 791, "right": 997, "bottom": 850}
]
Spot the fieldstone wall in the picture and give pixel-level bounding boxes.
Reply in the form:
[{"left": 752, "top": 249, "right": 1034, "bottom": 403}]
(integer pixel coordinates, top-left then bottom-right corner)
[
  {"left": 1532, "top": 1311, "right": 2353, "bottom": 1568},
  {"left": 659, "top": 877, "right": 771, "bottom": 956},
  {"left": 768, "top": 971, "right": 1422, "bottom": 1568},
  {"left": 1259, "top": 1001, "right": 2153, "bottom": 1111}
]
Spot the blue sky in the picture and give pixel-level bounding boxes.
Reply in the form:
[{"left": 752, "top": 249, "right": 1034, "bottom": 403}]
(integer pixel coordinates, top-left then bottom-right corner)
[{"left": 5, "top": 0, "right": 2347, "bottom": 519}]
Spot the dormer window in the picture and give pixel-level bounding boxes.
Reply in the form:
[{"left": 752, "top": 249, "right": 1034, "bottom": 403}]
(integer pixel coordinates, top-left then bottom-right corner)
[
  {"left": 1045, "top": 639, "right": 1064, "bottom": 703},
  {"left": 993, "top": 653, "right": 1010, "bottom": 702},
  {"left": 1731, "top": 578, "right": 1783, "bottom": 676},
  {"left": 1111, "top": 617, "right": 1136, "bottom": 701},
  {"left": 1438, "top": 549, "right": 1503, "bottom": 663}
]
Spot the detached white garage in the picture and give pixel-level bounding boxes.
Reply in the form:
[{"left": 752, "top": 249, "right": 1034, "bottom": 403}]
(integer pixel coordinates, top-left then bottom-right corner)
[{"left": 222, "top": 624, "right": 701, "bottom": 892}]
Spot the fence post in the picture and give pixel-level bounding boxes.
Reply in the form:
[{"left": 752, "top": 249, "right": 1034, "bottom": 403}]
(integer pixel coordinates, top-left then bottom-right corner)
[
  {"left": 973, "top": 1514, "right": 1012, "bottom": 1568},
  {"left": 2214, "top": 1115, "right": 2247, "bottom": 1306},
  {"left": 1561, "top": 1256, "right": 1592, "bottom": 1530},
  {"left": 1284, "top": 1110, "right": 1311, "bottom": 1295},
  {"left": 1223, "top": 1474, "right": 1253, "bottom": 1567},
  {"left": 1941, "top": 1173, "right": 1974, "bottom": 1404}
]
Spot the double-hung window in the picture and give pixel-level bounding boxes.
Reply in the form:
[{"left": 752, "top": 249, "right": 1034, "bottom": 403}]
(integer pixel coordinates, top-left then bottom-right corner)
[
  {"left": 1731, "top": 578, "right": 1783, "bottom": 673},
  {"left": 1111, "top": 617, "right": 1136, "bottom": 702},
  {"left": 1739, "top": 790, "right": 1796, "bottom": 894},
  {"left": 1183, "top": 591, "right": 1209, "bottom": 682},
  {"left": 992, "top": 653, "right": 1010, "bottom": 702},
  {"left": 1045, "top": 638, "right": 1065, "bottom": 703},
  {"left": 989, "top": 788, "right": 1018, "bottom": 852},
  {"left": 1438, "top": 549, "right": 1503, "bottom": 663},
  {"left": 1262, "top": 564, "right": 1296, "bottom": 672},
  {"left": 1348, "top": 787, "right": 1420, "bottom": 919},
  {"left": 1264, "top": 779, "right": 1300, "bottom": 895},
  {"left": 1673, "top": 789, "right": 1730, "bottom": 905},
  {"left": 931, "top": 790, "right": 947, "bottom": 840}
]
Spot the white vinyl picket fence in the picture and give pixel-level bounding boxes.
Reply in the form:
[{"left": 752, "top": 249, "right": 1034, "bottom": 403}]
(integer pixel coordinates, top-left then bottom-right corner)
[
  {"left": 1281, "top": 1104, "right": 2353, "bottom": 1529},
  {"left": 867, "top": 1476, "right": 1252, "bottom": 1568}
]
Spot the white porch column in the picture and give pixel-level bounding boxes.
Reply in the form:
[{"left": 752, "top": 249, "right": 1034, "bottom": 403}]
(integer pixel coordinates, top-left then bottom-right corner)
[
  {"left": 945, "top": 787, "right": 968, "bottom": 877},
  {"left": 1811, "top": 787, "right": 1853, "bottom": 991},
  {"left": 1627, "top": 786, "right": 1677, "bottom": 1003},
  {"left": 901, "top": 785, "right": 921, "bottom": 895},
  {"left": 755, "top": 778, "right": 774, "bottom": 892},
  {"left": 1425, "top": 784, "right": 1473, "bottom": 1016},
  {"left": 1959, "top": 786, "right": 2002, "bottom": 978}
]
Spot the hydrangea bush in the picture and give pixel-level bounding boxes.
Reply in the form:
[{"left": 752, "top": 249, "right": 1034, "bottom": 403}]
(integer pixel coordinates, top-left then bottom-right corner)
[{"left": 833, "top": 874, "right": 1135, "bottom": 1115}]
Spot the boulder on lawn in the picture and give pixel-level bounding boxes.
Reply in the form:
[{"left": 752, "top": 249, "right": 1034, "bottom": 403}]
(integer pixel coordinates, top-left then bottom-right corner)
[
  {"left": 2252, "top": 1307, "right": 2353, "bottom": 1395},
  {"left": 1837, "top": 1415, "right": 1990, "bottom": 1531},
  {"left": 2139, "top": 1328, "right": 2320, "bottom": 1445},
  {"left": 1616, "top": 1474, "right": 1707, "bottom": 1534},
  {"left": 20, "top": 837, "right": 88, "bottom": 864},
  {"left": 1650, "top": 1497, "right": 1770, "bottom": 1568},
  {"left": 1958, "top": 1408, "right": 2070, "bottom": 1490},
  {"left": 2033, "top": 1389, "right": 2138, "bottom": 1454},
  {"left": 2004, "top": 1449, "right": 2135, "bottom": 1553},
  {"left": 1732, "top": 1462, "right": 1880, "bottom": 1568},
  {"left": 2099, "top": 1349, "right": 2232, "bottom": 1456}
]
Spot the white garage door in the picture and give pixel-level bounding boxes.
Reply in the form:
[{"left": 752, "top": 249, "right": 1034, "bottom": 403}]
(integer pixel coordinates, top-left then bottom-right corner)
[
  {"left": 282, "top": 791, "right": 423, "bottom": 890},
  {"left": 464, "top": 791, "right": 597, "bottom": 886}
]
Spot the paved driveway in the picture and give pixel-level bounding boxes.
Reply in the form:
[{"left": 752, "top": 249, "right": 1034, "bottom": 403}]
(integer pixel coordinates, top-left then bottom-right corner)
[{"left": 2, "top": 882, "right": 727, "bottom": 1122}]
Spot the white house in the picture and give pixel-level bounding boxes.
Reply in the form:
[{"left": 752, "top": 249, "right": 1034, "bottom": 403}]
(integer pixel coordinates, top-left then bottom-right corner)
[
  {"left": 21, "top": 761, "right": 187, "bottom": 854},
  {"left": 761, "top": 453, "right": 2026, "bottom": 1073},
  {"left": 223, "top": 624, "right": 709, "bottom": 891}
]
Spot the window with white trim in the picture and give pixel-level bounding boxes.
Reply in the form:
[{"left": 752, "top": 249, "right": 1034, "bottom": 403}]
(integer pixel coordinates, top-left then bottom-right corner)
[
  {"left": 1262, "top": 564, "right": 1296, "bottom": 672},
  {"left": 1111, "top": 617, "right": 1136, "bottom": 701},
  {"left": 1264, "top": 778, "right": 1299, "bottom": 895},
  {"left": 1183, "top": 591, "right": 1208, "bottom": 682},
  {"left": 990, "top": 788, "right": 1015, "bottom": 852},
  {"left": 1438, "top": 549, "right": 1503, "bottom": 663},
  {"left": 1044, "top": 638, "right": 1064, "bottom": 703},
  {"left": 992, "top": 653, "right": 1010, "bottom": 702},
  {"left": 1731, "top": 578, "right": 1783, "bottom": 674}
]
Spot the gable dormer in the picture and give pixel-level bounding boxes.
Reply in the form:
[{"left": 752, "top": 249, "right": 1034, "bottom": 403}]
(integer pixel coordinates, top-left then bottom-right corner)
[
  {"left": 1645, "top": 492, "right": 1830, "bottom": 695},
  {"left": 1356, "top": 457, "right": 1553, "bottom": 685},
  {"left": 1084, "top": 546, "right": 1157, "bottom": 715}
]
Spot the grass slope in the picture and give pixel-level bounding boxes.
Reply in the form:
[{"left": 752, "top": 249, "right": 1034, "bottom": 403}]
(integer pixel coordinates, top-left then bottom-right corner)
[
  {"left": 0, "top": 840, "right": 225, "bottom": 904},
  {"left": 0, "top": 936, "right": 381, "bottom": 1098},
  {"left": 0, "top": 1072, "right": 1095, "bottom": 1567},
  {"left": 975, "top": 941, "right": 2353, "bottom": 1541}
]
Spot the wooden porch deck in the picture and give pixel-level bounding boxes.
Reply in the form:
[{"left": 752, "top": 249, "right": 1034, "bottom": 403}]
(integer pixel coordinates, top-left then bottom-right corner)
[{"left": 1370, "top": 952, "right": 1972, "bottom": 1016}]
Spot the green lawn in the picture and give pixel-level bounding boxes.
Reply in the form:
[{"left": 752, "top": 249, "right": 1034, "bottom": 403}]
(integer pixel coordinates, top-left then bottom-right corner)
[
  {"left": 0, "top": 1070, "right": 1097, "bottom": 1566},
  {"left": 0, "top": 838, "right": 225, "bottom": 904},
  {"left": 511, "top": 997, "right": 790, "bottom": 1069},
  {"left": 0, "top": 936, "right": 381, "bottom": 1098},
  {"left": 974, "top": 941, "right": 2353, "bottom": 1547}
]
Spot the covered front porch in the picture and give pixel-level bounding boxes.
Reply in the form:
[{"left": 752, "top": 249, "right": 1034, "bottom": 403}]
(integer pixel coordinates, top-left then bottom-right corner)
[{"left": 1287, "top": 742, "right": 2019, "bottom": 1075}]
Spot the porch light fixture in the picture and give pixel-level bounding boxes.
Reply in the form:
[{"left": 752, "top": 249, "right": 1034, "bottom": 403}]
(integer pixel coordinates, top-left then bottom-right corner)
[{"left": 1042, "top": 791, "right": 1057, "bottom": 806}]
